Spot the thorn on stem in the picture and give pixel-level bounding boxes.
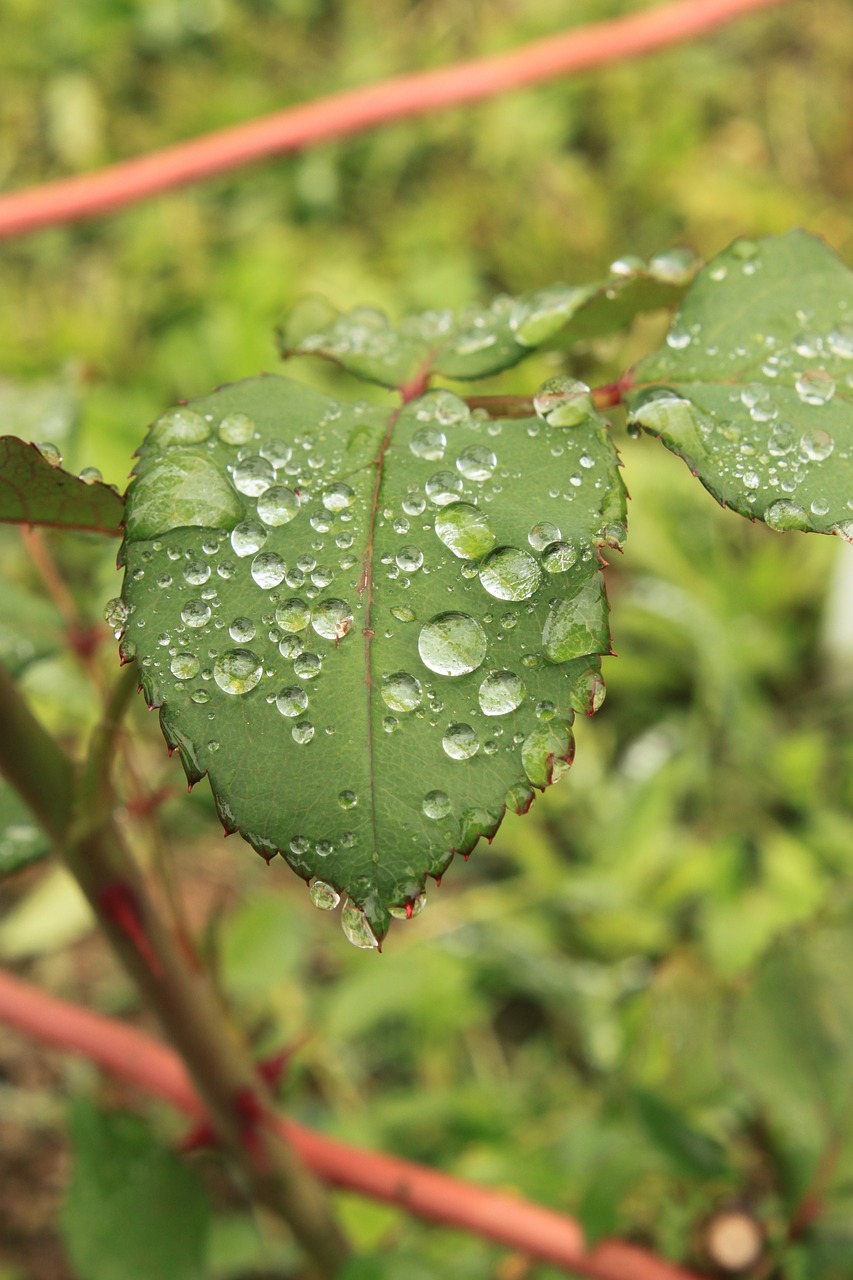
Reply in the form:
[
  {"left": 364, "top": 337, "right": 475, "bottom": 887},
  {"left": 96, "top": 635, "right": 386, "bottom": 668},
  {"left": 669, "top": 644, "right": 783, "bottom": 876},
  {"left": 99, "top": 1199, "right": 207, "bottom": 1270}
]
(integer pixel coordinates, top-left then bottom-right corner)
[{"left": 98, "top": 883, "right": 164, "bottom": 977}]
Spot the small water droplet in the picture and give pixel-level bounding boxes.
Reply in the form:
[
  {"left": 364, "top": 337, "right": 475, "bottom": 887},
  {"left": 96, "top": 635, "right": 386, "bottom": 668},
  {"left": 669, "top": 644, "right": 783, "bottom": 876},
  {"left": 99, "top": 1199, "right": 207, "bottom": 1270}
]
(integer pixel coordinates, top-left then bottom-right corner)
[
  {"left": 231, "top": 522, "right": 268, "bottom": 557},
  {"left": 151, "top": 407, "right": 210, "bottom": 448},
  {"left": 170, "top": 652, "right": 200, "bottom": 679},
  {"left": 275, "top": 598, "right": 311, "bottom": 632},
  {"left": 425, "top": 471, "right": 464, "bottom": 506},
  {"left": 35, "top": 441, "right": 62, "bottom": 467},
  {"left": 293, "top": 652, "right": 322, "bottom": 679},
  {"left": 228, "top": 617, "right": 256, "bottom": 643},
  {"left": 78, "top": 467, "right": 102, "bottom": 485},
  {"left": 541, "top": 541, "right": 578, "bottom": 573},
  {"left": 213, "top": 649, "right": 263, "bottom": 694},
  {"left": 456, "top": 445, "right": 497, "bottom": 482},
  {"left": 521, "top": 719, "right": 575, "bottom": 787},
  {"left": 479, "top": 546, "right": 541, "bottom": 600},
  {"left": 410, "top": 427, "right": 446, "bottom": 461},
  {"left": 338, "top": 789, "right": 357, "bottom": 809},
  {"left": 341, "top": 900, "right": 379, "bottom": 949},
  {"left": 418, "top": 613, "right": 487, "bottom": 676},
  {"left": 232, "top": 456, "right": 274, "bottom": 496},
  {"left": 181, "top": 599, "right": 211, "bottom": 628},
  {"left": 800, "top": 429, "right": 834, "bottom": 462},
  {"left": 795, "top": 369, "right": 835, "bottom": 406},
  {"left": 322, "top": 482, "right": 355, "bottom": 512},
  {"left": 827, "top": 323, "right": 853, "bottom": 359},
  {"left": 389, "top": 891, "right": 427, "bottom": 920},
  {"left": 104, "top": 597, "right": 130, "bottom": 636},
  {"left": 251, "top": 552, "right": 286, "bottom": 589},
  {"left": 764, "top": 499, "right": 809, "bottom": 531},
  {"left": 528, "top": 521, "right": 561, "bottom": 551},
  {"left": 396, "top": 545, "right": 424, "bottom": 572},
  {"left": 276, "top": 686, "right": 308, "bottom": 717},
  {"left": 292, "top": 720, "right": 315, "bottom": 744}
]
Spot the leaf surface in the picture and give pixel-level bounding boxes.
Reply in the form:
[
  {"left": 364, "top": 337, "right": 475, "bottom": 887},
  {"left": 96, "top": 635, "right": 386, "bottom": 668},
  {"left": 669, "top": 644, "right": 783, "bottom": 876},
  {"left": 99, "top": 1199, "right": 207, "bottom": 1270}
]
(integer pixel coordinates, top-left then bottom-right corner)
[
  {"left": 626, "top": 231, "right": 853, "bottom": 539},
  {"left": 0, "top": 436, "right": 124, "bottom": 534},
  {"left": 119, "top": 378, "right": 624, "bottom": 943},
  {"left": 278, "top": 255, "right": 694, "bottom": 390},
  {"left": 0, "top": 777, "right": 51, "bottom": 876}
]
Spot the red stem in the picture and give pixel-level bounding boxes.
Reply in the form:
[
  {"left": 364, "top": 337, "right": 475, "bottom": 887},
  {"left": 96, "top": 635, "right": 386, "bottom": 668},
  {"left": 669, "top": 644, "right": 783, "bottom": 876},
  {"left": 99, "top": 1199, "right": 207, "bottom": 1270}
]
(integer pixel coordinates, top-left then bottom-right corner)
[
  {"left": 0, "top": 0, "right": 789, "bottom": 240},
  {"left": 0, "top": 968, "right": 706, "bottom": 1280}
]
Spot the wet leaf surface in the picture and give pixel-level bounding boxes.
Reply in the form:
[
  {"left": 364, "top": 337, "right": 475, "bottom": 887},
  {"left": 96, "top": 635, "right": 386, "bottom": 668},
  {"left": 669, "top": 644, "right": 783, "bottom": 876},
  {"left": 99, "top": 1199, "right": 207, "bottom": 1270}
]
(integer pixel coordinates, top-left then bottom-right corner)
[{"left": 0, "top": 437, "right": 124, "bottom": 535}]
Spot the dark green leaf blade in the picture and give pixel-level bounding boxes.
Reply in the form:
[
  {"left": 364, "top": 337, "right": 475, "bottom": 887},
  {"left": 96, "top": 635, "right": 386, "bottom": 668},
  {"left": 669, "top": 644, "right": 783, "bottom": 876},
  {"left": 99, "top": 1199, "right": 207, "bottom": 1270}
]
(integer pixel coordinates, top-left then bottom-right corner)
[
  {"left": 0, "top": 437, "right": 124, "bottom": 535},
  {"left": 62, "top": 1101, "right": 210, "bottom": 1280},
  {"left": 626, "top": 231, "right": 853, "bottom": 539},
  {"left": 278, "top": 256, "right": 695, "bottom": 391},
  {"left": 119, "top": 377, "right": 624, "bottom": 945}
]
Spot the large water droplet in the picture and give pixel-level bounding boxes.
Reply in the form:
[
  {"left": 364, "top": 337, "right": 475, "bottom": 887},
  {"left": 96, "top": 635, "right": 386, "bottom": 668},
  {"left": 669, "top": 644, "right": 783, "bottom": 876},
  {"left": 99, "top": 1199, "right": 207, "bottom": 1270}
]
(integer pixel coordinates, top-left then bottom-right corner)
[
  {"left": 36, "top": 441, "right": 62, "bottom": 467},
  {"left": 381, "top": 671, "right": 423, "bottom": 712},
  {"left": 389, "top": 891, "right": 427, "bottom": 920},
  {"left": 311, "top": 598, "right": 354, "bottom": 640},
  {"left": 479, "top": 547, "right": 541, "bottom": 600},
  {"left": 170, "top": 653, "right": 200, "bottom": 679},
  {"left": 309, "top": 879, "right": 340, "bottom": 910},
  {"left": 217, "top": 413, "right": 255, "bottom": 446},
  {"left": 410, "top": 428, "right": 446, "bottom": 461},
  {"left": 275, "top": 598, "right": 311, "bottom": 632},
  {"left": 800, "top": 429, "right": 834, "bottom": 462},
  {"left": 434, "top": 502, "right": 496, "bottom": 559},
  {"left": 214, "top": 649, "right": 263, "bottom": 695},
  {"left": 232, "top": 456, "right": 274, "bottom": 496},
  {"left": 396, "top": 545, "right": 424, "bottom": 572},
  {"left": 478, "top": 670, "right": 525, "bottom": 716},
  {"left": 251, "top": 552, "right": 286, "bottom": 589},
  {"left": 533, "top": 377, "right": 595, "bottom": 426},
  {"left": 795, "top": 369, "right": 835, "bottom": 405},
  {"left": 521, "top": 719, "right": 575, "bottom": 787},
  {"left": 229, "top": 616, "right": 256, "bottom": 642},
  {"left": 151, "top": 407, "right": 210, "bottom": 448},
  {"left": 181, "top": 599, "right": 211, "bottom": 628},
  {"left": 276, "top": 686, "right": 308, "bottom": 717},
  {"left": 541, "top": 541, "right": 578, "bottom": 573},
  {"left": 456, "top": 445, "right": 497, "bottom": 482},
  {"left": 418, "top": 613, "right": 487, "bottom": 676},
  {"left": 257, "top": 485, "right": 300, "bottom": 526},
  {"left": 293, "top": 652, "right": 322, "bottom": 679},
  {"left": 231, "top": 522, "right": 268, "bottom": 557},
  {"left": 341, "top": 901, "right": 379, "bottom": 949},
  {"left": 322, "top": 482, "right": 355, "bottom": 512},
  {"left": 292, "top": 721, "right": 315, "bottom": 744},
  {"left": 764, "top": 500, "right": 809, "bottom": 531},
  {"left": 422, "top": 790, "right": 452, "bottom": 819},
  {"left": 528, "top": 521, "right": 561, "bottom": 551},
  {"left": 442, "top": 723, "right": 480, "bottom": 760},
  {"left": 183, "top": 558, "right": 211, "bottom": 586}
]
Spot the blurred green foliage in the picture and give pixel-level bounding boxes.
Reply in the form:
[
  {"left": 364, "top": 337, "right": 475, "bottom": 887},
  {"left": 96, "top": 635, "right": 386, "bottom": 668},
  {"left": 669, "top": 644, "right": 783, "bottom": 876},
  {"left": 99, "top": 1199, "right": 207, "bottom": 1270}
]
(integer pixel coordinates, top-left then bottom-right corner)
[{"left": 2, "top": 0, "right": 853, "bottom": 1277}]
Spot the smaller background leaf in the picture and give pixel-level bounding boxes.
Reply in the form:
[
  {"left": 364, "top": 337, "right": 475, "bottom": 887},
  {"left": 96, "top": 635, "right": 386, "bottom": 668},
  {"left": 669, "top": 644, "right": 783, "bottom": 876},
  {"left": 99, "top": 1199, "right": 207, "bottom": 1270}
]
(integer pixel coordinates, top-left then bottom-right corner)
[{"left": 0, "top": 437, "right": 124, "bottom": 535}]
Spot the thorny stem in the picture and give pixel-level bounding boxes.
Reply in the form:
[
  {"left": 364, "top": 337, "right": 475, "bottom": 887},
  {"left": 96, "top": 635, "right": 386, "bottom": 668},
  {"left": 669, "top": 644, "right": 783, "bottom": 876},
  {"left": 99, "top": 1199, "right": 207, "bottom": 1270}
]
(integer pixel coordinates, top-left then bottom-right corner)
[
  {"left": 0, "top": 0, "right": 791, "bottom": 239},
  {"left": 0, "top": 662, "right": 351, "bottom": 1277},
  {"left": 0, "top": 968, "right": 709, "bottom": 1280}
]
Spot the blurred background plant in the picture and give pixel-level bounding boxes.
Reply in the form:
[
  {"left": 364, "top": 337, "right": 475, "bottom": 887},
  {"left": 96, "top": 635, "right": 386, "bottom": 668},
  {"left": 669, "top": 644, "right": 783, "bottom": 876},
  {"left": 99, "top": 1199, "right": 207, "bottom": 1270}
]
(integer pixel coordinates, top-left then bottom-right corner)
[{"left": 2, "top": 1, "right": 853, "bottom": 1277}]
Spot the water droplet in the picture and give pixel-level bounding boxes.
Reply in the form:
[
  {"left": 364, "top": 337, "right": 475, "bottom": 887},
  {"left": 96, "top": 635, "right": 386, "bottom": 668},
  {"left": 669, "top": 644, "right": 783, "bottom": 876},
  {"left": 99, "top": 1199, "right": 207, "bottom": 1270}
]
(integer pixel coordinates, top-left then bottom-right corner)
[
  {"left": 181, "top": 599, "right": 211, "bottom": 628},
  {"left": 410, "top": 427, "right": 446, "bottom": 461},
  {"left": 418, "top": 613, "right": 487, "bottom": 677},
  {"left": 648, "top": 246, "right": 698, "bottom": 285},
  {"left": 151, "top": 407, "right": 210, "bottom": 448},
  {"left": 232, "top": 456, "right": 274, "bottom": 496},
  {"left": 190, "top": 689, "right": 210, "bottom": 704},
  {"left": 827, "top": 323, "right": 853, "bottom": 359},
  {"left": 528, "top": 521, "right": 561, "bottom": 551},
  {"left": 391, "top": 606, "right": 415, "bottom": 623},
  {"left": 396, "top": 545, "right": 423, "bottom": 572},
  {"left": 381, "top": 671, "right": 423, "bottom": 712},
  {"left": 170, "top": 652, "right": 200, "bottom": 679},
  {"left": 104, "top": 597, "right": 130, "bottom": 637},
  {"left": 795, "top": 369, "right": 835, "bottom": 405},
  {"left": 322, "top": 482, "right": 355, "bottom": 512},
  {"left": 533, "top": 376, "right": 595, "bottom": 426},
  {"left": 275, "top": 686, "right": 308, "bottom": 717},
  {"left": 764, "top": 499, "right": 809, "bottom": 532},
  {"left": 811, "top": 495, "right": 830, "bottom": 516},
  {"left": 311, "top": 598, "right": 353, "bottom": 640},
  {"left": 478, "top": 670, "right": 525, "bottom": 716},
  {"left": 251, "top": 552, "right": 286, "bottom": 589},
  {"left": 422, "top": 790, "right": 452, "bottom": 819},
  {"left": 425, "top": 471, "right": 464, "bottom": 506},
  {"left": 536, "top": 700, "right": 556, "bottom": 720},
  {"left": 768, "top": 422, "right": 796, "bottom": 457},
  {"left": 311, "top": 566, "right": 335, "bottom": 589},
  {"left": 479, "top": 547, "right": 541, "bottom": 600},
  {"left": 293, "top": 652, "right": 322, "bottom": 679},
  {"left": 521, "top": 719, "right": 575, "bottom": 787},
  {"left": 231, "top": 522, "right": 268, "bottom": 557},
  {"left": 456, "top": 445, "right": 497, "bottom": 482},
  {"left": 78, "top": 467, "right": 102, "bottom": 485},
  {"left": 226, "top": 617, "right": 255, "bottom": 643},
  {"left": 800, "top": 429, "right": 834, "bottom": 462},
  {"left": 442, "top": 723, "right": 480, "bottom": 759},
  {"left": 833, "top": 520, "right": 853, "bottom": 542},
  {"left": 541, "top": 541, "right": 578, "bottom": 573},
  {"left": 338, "top": 789, "right": 357, "bottom": 809},
  {"left": 213, "top": 649, "right": 263, "bottom": 695},
  {"left": 310, "top": 879, "right": 340, "bottom": 910},
  {"left": 292, "top": 721, "right": 315, "bottom": 744},
  {"left": 275, "top": 598, "right": 311, "bottom": 632},
  {"left": 36, "top": 441, "right": 62, "bottom": 467},
  {"left": 341, "top": 900, "right": 379, "bottom": 949},
  {"left": 609, "top": 254, "right": 645, "bottom": 277},
  {"left": 389, "top": 891, "right": 427, "bottom": 921},
  {"left": 402, "top": 494, "right": 427, "bottom": 517},
  {"left": 257, "top": 485, "right": 300, "bottom": 526},
  {"left": 434, "top": 502, "right": 496, "bottom": 559},
  {"left": 217, "top": 412, "right": 255, "bottom": 445}
]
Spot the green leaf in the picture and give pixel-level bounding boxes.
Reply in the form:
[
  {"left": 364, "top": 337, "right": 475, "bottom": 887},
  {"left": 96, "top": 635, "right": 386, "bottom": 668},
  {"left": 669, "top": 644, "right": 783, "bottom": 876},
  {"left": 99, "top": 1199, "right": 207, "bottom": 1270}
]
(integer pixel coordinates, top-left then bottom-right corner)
[
  {"left": 0, "top": 777, "right": 51, "bottom": 876},
  {"left": 0, "top": 580, "right": 65, "bottom": 677},
  {"left": 278, "top": 255, "right": 694, "bottom": 390},
  {"left": 729, "top": 912, "right": 853, "bottom": 1176},
  {"left": 0, "top": 437, "right": 124, "bottom": 535},
  {"left": 631, "top": 1087, "right": 728, "bottom": 1177},
  {"left": 118, "top": 377, "right": 624, "bottom": 944},
  {"left": 626, "top": 231, "right": 853, "bottom": 539},
  {"left": 62, "top": 1101, "right": 210, "bottom": 1280}
]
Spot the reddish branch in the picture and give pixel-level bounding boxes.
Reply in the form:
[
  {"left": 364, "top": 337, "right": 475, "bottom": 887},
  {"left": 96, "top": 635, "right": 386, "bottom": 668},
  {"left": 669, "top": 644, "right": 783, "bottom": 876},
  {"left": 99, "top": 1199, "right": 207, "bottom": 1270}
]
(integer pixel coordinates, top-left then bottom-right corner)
[
  {"left": 0, "top": 0, "right": 790, "bottom": 239},
  {"left": 0, "top": 968, "right": 705, "bottom": 1280}
]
